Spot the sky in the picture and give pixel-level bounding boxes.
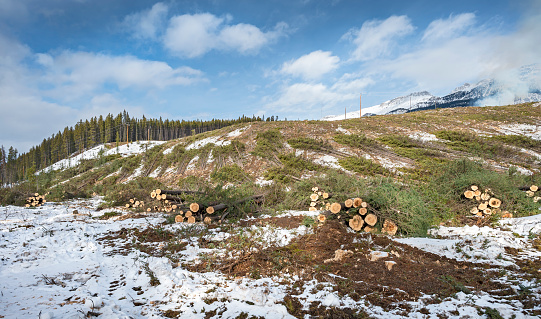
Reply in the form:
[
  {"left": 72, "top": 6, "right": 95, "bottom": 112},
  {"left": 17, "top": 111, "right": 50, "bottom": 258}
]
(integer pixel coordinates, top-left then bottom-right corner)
[{"left": 1, "top": 0, "right": 540, "bottom": 153}]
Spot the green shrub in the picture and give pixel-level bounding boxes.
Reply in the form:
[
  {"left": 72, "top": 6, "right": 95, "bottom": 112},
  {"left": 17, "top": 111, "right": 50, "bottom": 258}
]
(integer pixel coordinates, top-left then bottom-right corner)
[
  {"left": 338, "top": 157, "right": 390, "bottom": 176},
  {"left": 287, "top": 137, "right": 332, "bottom": 152},
  {"left": 334, "top": 133, "right": 377, "bottom": 149},
  {"left": 264, "top": 153, "right": 323, "bottom": 183},
  {"left": 211, "top": 164, "right": 252, "bottom": 184},
  {"left": 252, "top": 129, "right": 283, "bottom": 160}
]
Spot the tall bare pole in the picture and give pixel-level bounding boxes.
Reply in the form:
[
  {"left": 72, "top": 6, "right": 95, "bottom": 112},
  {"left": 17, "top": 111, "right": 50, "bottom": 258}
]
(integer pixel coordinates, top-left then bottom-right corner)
[
  {"left": 359, "top": 93, "right": 362, "bottom": 118},
  {"left": 126, "top": 123, "right": 129, "bottom": 144}
]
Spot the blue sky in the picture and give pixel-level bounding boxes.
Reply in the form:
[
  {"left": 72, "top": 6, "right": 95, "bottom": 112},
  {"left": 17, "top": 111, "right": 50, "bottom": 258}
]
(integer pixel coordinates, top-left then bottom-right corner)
[{"left": 1, "top": 0, "right": 540, "bottom": 153}]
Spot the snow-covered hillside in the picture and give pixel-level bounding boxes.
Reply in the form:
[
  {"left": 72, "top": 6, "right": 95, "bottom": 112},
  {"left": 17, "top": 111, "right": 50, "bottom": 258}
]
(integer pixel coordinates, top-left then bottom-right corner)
[{"left": 40, "top": 141, "right": 166, "bottom": 173}]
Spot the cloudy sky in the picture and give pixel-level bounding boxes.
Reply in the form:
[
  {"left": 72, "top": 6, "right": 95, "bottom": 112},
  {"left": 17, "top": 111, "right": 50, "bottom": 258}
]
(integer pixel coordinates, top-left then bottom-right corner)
[{"left": 1, "top": 0, "right": 540, "bottom": 153}]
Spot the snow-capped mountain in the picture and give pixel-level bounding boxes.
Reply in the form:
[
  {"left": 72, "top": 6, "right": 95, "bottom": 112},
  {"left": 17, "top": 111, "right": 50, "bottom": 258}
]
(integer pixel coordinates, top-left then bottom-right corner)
[{"left": 322, "top": 64, "right": 541, "bottom": 120}]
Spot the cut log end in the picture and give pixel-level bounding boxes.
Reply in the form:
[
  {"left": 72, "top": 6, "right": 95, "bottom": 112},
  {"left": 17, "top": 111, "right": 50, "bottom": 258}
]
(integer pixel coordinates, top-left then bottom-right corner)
[
  {"left": 206, "top": 207, "right": 215, "bottom": 214},
  {"left": 353, "top": 198, "right": 363, "bottom": 208},
  {"left": 530, "top": 185, "right": 538, "bottom": 192},
  {"left": 358, "top": 207, "right": 368, "bottom": 216},
  {"left": 349, "top": 215, "right": 364, "bottom": 231},
  {"left": 488, "top": 197, "right": 501, "bottom": 208},
  {"left": 345, "top": 199, "right": 354, "bottom": 208},
  {"left": 464, "top": 190, "right": 474, "bottom": 199},
  {"left": 187, "top": 216, "right": 196, "bottom": 224},
  {"left": 364, "top": 213, "right": 377, "bottom": 227},
  {"left": 382, "top": 220, "right": 397, "bottom": 236},
  {"left": 330, "top": 202, "right": 342, "bottom": 214},
  {"left": 190, "top": 203, "right": 200, "bottom": 213},
  {"left": 174, "top": 215, "right": 184, "bottom": 223}
]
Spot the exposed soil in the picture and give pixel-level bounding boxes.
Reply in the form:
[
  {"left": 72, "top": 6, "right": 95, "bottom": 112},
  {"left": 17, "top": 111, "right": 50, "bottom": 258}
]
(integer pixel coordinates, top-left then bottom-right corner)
[{"left": 190, "top": 218, "right": 536, "bottom": 317}]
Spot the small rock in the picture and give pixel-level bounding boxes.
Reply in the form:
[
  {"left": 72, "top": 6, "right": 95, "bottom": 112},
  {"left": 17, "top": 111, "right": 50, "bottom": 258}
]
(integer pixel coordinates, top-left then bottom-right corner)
[
  {"left": 385, "top": 261, "right": 396, "bottom": 271},
  {"left": 369, "top": 251, "right": 389, "bottom": 262}
]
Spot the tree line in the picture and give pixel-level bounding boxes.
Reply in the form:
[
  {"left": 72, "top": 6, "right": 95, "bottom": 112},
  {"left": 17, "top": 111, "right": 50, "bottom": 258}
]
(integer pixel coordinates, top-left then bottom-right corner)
[{"left": 0, "top": 111, "right": 277, "bottom": 186}]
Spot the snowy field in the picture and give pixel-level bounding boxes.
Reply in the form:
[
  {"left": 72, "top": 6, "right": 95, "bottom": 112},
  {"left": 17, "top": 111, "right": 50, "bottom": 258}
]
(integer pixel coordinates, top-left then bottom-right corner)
[{"left": 1, "top": 198, "right": 540, "bottom": 318}]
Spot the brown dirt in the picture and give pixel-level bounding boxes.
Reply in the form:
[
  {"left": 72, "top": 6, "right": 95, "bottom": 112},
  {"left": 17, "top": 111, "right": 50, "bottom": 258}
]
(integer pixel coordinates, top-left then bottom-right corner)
[{"left": 192, "top": 220, "right": 526, "bottom": 315}]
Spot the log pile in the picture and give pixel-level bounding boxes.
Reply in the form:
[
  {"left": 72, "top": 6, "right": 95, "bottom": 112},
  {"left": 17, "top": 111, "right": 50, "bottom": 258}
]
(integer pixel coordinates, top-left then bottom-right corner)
[
  {"left": 150, "top": 188, "right": 264, "bottom": 225},
  {"left": 523, "top": 184, "right": 540, "bottom": 203},
  {"left": 25, "top": 193, "right": 47, "bottom": 207},
  {"left": 308, "top": 187, "right": 394, "bottom": 233},
  {"left": 125, "top": 198, "right": 145, "bottom": 209},
  {"left": 464, "top": 185, "right": 511, "bottom": 218}
]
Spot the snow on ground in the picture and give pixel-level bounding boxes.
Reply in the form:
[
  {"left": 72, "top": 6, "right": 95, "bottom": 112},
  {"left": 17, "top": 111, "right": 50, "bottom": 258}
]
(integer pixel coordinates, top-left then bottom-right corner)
[
  {"left": 124, "top": 163, "right": 145, "bottom": 183},
  {"left": 335, "top": 126, "right": 351, "bottom": 135},
  {"left": 397, "top": 214, "right": 541, "bottom": 267},
  {"left": 2, "top": 200, "right": 539, "bottom": 318},
  {"left": 408, "top": 131, "right": 440, "bottom": 142},
  {"left": 498, "top": 124, "right": 541, "bottom": 140},
  {"left": 226, "top": 125, "right": 250, "bottom": 138},
  {"left": 41, "top": 141, "right": 166, "bottom": 173},
  {"left": 314, "top": 154, "right": 341, "bottom": 170},
  {"left": 186, "top": 136, "right": 231, "bottom": 150}
]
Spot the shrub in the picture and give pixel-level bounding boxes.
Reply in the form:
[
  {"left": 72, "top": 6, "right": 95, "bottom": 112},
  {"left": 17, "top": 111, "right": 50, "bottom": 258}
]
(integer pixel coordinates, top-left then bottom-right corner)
[
  {"left": 287, "top": 137, "right": 333, "bottom": 152},
  {"left": 338, "top": 156, "right": 390, "bottom": 176},
  {"left": 334, "top": 133, "right": 377, "bottom": 149},
  {"left": 211, "top": 164, "right": 252, "bottom": 184},
  {"left": 252, "top": 129, "right": 283, "bottom": 160}
]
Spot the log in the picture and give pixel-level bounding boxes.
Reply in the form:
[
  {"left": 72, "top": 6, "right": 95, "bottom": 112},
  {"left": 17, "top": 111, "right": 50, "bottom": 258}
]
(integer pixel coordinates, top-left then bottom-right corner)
[
  {"left": 155, "top": 189, "right": 161, "bottom": 195},
  {"left": 158, "top": 189, "right": 207, "bottom": 196},
  {"left": 204, "top": 217, "right": 212, "bottom": 224},
  {"left": 185, "top": 211, "right": 193, "bottom": 218},
  {"left": 483, "top": 208, "right": 492, "bottom": 215},
  {"left": 531, "top": 185, "right": 539, "bottom": 192},
  {"left": 349, "top": 215, "right": 364, "bottom": 231},
  {"left": 187, "top": 216, "right": 196, "bottom": 223},
  {"left": 470, "top": 207, "right": 479, "bottom": 215},
  {"left": 317, "top": 214, "right": 326, "bottom": 223},
  {"left": 474, "top": 190, "right": 481, "bottom": 197},
  {"left": 309, "top": 201, "right": 317, "bottom": 207},
  {"left": 364, "top": 213, "right": 377, "bottom": 226},
  {"left": 353, "top": 198, "right": 363, "bottom": 208},
  {"left": 345, "top": 199, "right": 354, "bottom": 208},
  {"left": 310, "top": 194, "right": 319, "bottom": 201},
  {"left": 190, "top": 203, "right": 200, "bottom": 213},
  {"left": 206, "top": 203, "right": 228, "bottom": 214},
  {"left": 478, "top": 202, "right": 488, "bottom": 210},
  {"left": 322, "top": 192, "right": 331, "bottom": 199},
  {"left": 471, "top": 185, "right": 478, "bottom": 191},
  {"left": 382, "top": 220, "right": 398, "bottom": 235},
  {"left": 358, "top": 207, "right": 368, "bottom": 215},
  {"left": 463, "top": 190, "right": 474, "bottom": 199},
  {"left": 330, "top": 202, "right": 345, "bottom": 214},
  {"left": 150, "top": 191, "right": 156, "bottom": 198},
  {"left": 480, "top": 193, "right": 490, "bottom": 201},
  {"left": 175, "top": 215, "right": 184, "bottom": 223},
  {"left": 309, "top": 207, "right": 317, "bottom": 212},
  {"left": 488, "top": 198, "right": 501, "bottom": 208},
  {"left": 361, "top": 202, "right": 368, "bottom": 208}
]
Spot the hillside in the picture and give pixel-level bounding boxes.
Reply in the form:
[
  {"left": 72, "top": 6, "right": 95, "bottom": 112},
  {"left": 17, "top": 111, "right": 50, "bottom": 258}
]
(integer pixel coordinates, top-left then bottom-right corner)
[{"left": 1, "top": 102, "right": 541, "bottom": 318}]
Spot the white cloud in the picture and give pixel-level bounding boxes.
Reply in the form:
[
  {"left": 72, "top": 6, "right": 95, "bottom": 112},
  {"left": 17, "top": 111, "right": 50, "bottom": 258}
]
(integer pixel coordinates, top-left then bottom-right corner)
[
  {"left": 38, "top": 51, "right": 206, "bottom": 100},
  {"left": 422, "top": 13, "right": 476, "bottom": 42},
  {"left": 123, "top": 2, "right": 169, "bottom": 40},
  {"left": 163, "top": 13, "right": 224, "bottom": 58},
  {"left": 344, "top": 15, "right": 414, "bottom": 61},
  {"left": 281, "top": 50, "right": 340, "bottom": 80},
  {"left": 265, "top": 74, "right": 372, "bottom": 115},
  {"left": 163, "top": 13, "right": 288, "bottom": 58}
]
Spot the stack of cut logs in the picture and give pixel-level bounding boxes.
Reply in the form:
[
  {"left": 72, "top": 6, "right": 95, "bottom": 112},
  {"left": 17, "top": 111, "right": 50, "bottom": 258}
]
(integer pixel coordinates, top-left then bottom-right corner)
[
  {"left": 523, "top": 184, "right": 540, "bottom": 203},
  {"left": 125, "top": 198, "right": 145, "bottom": 209},
  {"left": 149, "top": 189, "right": 185, "bottom": 213},
  {"left": 309, "top": 187, "right": 397, "bottom": 235},
  {"left": 464, "top": 185, "right": 511, "bottom": 218},
  {"left": 150, "top": 188, "right": 264, "bottom": 224},
  {"left": 25, "top": 193, "right": 46, "bottom": 207}
]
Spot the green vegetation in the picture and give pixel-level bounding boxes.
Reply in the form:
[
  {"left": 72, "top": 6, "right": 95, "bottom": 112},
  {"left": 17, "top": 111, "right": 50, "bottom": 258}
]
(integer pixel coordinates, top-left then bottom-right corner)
[
  {"left": 287, "top": 137, "right": 333, "bottom": 152},
  {"left": 338, "top": 156, "right": 390, "bottom": 176},
  {"left": 251, "top": 129, "right": 283, "bottom": 160},
  {"left": 211, "top": 164, "right": 252, "bottom": 184},
  {"left": 435, "top": 130, "right": 529, "bottom": 161},
  {"left": 264, "top": 153, "right": 324, "bottom": 183},
  {"left": 334, "top": 133, "right": 377, "bottom": 149}
]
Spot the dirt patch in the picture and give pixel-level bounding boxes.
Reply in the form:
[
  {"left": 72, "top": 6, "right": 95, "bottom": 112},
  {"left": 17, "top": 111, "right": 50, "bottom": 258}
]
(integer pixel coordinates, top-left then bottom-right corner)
[{"left": 195, "top": 220, "right": 521, "bottom": 314}]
